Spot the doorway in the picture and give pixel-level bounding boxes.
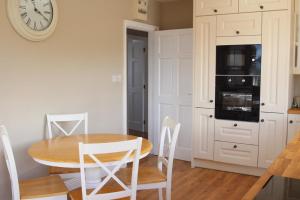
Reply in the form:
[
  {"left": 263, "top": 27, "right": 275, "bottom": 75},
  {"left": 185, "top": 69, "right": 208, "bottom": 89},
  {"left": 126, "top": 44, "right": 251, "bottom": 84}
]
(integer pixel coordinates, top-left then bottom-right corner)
[{"left": 127, "top": 29, "right": 148, "bottom": 139}]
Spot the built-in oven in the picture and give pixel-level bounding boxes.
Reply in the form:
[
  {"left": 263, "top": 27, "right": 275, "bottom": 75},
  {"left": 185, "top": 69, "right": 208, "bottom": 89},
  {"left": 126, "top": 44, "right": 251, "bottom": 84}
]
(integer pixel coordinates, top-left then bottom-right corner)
[{"left": 215, "top": 44, "right": 261, "bottom": 122}]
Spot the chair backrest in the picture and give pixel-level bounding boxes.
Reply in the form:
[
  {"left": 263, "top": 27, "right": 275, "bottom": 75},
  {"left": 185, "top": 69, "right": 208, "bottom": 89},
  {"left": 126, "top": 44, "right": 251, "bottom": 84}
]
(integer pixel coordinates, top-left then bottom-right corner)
[
  {"left": 79, "top": 138, "right": 142, "bottom": 200},
  {"left": 157, "top": 116, "right": 181, "bottom": 183},
  {"left": 0, "top": 126, "right": 20, "bottom": 200},
  {"left": 47, "top": 113, "right": 88, "bottom": 139}
]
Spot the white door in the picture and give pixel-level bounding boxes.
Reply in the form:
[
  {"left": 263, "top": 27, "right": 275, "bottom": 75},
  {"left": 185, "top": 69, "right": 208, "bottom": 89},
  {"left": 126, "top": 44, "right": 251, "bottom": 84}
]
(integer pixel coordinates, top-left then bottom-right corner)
[
  {"left": 127, "top": 35, "right": 147, "bottom": 132},
  {"left": 261, "top": 11, "right": 289, "bottom": 113},
  {"left": 193, "top": 108, "right": 215, "bottom": 160},
  {"left": 195, "top": 0, "right": 239, "bottom": 16},
  {"left": 258, "top": 113, "right": 286, "bottom": 168},
  {"left": 153, "top": 29, "right": 193, "bottom": 161},
  {"left": 288, "top": 115, "right": 300, "bottom": 143},
  {"left": 239, "top": 0, "right": 288, "bottom": 13},
  {"left": 194, "top": 16, "right": 216, "bottom": 109}
]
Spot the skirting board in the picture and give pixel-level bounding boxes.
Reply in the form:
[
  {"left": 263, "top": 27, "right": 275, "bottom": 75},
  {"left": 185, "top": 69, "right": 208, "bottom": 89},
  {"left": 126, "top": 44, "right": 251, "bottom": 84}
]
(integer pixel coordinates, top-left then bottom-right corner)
[{"left": 192, "top": 158, "right": 266, "bottom": 176}]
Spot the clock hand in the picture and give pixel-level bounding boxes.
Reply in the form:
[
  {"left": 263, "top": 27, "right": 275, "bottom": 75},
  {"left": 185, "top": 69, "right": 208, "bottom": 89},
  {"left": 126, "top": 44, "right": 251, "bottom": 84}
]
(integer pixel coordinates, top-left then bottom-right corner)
[{"left": 34, "top": 8, "right": 49, "bottom": 22}]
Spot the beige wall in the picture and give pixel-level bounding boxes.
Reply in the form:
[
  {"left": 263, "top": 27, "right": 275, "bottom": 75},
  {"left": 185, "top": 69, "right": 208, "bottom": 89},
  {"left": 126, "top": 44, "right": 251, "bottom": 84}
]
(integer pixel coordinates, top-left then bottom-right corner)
[
  {"left": 160, "top": 0, "right": 193, "bottom": 30},
  {"left": 0, "top": 0, "right": 159, "bottom": 199}
]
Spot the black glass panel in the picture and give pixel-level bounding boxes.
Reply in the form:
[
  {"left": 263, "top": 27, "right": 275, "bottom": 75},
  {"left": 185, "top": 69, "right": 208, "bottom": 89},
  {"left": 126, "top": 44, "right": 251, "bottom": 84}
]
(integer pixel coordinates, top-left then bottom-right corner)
[
  {"left": 217, "top": 45, "right": 262, "bottom": 75},
  {"left": 255, "top": 176, "right": 300, "bottom": 200}
]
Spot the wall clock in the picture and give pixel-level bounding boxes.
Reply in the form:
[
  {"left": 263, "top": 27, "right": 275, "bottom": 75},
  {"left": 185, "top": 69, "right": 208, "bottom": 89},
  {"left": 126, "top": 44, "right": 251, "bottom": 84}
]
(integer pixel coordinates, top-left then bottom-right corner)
[
  {"left": 7, "top": 0, "right": 58, "bottom": 41},
  {"left": 133, "top": 0, "right": 148, "bottom": 21}
]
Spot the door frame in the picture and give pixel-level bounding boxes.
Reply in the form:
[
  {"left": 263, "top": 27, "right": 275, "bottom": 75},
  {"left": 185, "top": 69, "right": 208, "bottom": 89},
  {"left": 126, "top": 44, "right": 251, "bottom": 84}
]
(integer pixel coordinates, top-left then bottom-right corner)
[{"left": 123, "top": 20, "right": 158, "bottom": 152}]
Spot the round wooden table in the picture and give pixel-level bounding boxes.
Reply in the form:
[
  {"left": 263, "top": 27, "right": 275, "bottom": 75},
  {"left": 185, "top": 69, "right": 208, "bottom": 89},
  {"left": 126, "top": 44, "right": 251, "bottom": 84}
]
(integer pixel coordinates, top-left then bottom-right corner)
[
  {"left": 28, "top": 134, "right": 153, "bottom": 168},
  {"left": 28, "top": 134, "right": 153, "bottom": 189}
]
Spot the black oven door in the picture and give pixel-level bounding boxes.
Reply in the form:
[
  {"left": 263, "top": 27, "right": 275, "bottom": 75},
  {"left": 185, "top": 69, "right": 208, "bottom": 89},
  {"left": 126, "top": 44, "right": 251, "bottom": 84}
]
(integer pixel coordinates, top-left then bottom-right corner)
[{"left": 215, "top": 76, "right": 260, "bottom": 122}]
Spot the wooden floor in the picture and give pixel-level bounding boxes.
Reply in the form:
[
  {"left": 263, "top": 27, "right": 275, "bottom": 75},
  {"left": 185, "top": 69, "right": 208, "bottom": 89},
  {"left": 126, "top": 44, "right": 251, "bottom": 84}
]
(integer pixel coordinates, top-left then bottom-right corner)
[{"left": 137, "top": 156, "right": 258, "bottom": 200}]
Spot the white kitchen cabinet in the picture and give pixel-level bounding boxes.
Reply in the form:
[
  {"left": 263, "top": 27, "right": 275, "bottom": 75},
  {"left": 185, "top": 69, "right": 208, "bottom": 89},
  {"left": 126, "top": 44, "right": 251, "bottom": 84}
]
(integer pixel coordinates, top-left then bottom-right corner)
[
  {"left": 260, "top": 11, "right": 289, "bottom": 113},
  {"left": 215, "top": 120, "right": 259, "bottom": 145},
  {"left": 258, "top": 113, "right": 286, "bottom": 168},
  {"left": 194, "top": 16, "right": 216, "bottom": 108},
  {"left": 193, "top": 108, "right": 215, "bottom": 160},
  {"left": 214, "top": 141, "right": 258, "bottom": 167},
  {"left": 287, "top": 114, "right": 300, "bottom": 142},
  {"left": 217, "top": 13, "right": 262, "bottom": 37},
  {"left": 195, "top": 0, "right": 238, "bottom": 16},
  {"left": 239, "top": 0, "right": 288, "bottom": 13}
]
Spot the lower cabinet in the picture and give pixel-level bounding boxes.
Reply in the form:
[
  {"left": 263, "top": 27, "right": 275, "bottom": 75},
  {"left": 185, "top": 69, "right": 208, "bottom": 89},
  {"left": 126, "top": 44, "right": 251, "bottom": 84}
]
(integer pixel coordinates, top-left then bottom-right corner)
[
  {"left": 193, "top": 108, "right": 215, "bottom": 160},
  {"left": 214, "top": 141, "right": 258, "bottom": 167},
  {"left": 288, "top": 114, "right": 300, "bottom": 143},
  {"left": 258, "top": 113, "right": 286, "bottom": 168}
]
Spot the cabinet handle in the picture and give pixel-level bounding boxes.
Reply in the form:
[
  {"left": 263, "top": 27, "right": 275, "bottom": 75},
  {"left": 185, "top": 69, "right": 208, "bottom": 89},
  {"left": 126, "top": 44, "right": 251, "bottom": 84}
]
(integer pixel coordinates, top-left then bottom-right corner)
[
  {"left": 213, "top": 9, "right": 218, "bottom": 13},
  {"left": 234, "top": 124, "right": 238, "bottom": 127},
  {"left": 261, "top": 119, "right": 265, "bottom": 123},
  {"left": 295, "top": 46, "right": 298, "bottom": 68},
  {"left": 233, "top": 145, "right": 238, "bottom": 149},
  {"left": 236, "top": 30, "right": 240, "bottom": 35},
  {"left": 260, "top": 5, "right": 264, "bottom": 9},
  {"left": 290, "top": 120, "right": 294, "bottom": 124},
  {"left": 261, "top": 103, "right": 265, "bottom": 106},
  {"left": 210, "top": 100, "right": 214, "bottom": 103},
  {"left": 209, "top": 115, "right": 213, "bottom": 118}
]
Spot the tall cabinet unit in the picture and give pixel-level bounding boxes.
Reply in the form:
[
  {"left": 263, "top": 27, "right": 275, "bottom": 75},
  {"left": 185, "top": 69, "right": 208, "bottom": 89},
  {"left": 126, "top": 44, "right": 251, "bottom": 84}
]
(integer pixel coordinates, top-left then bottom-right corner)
[{"left": 193, "top": 0, "right": 294, "bottom": 175}]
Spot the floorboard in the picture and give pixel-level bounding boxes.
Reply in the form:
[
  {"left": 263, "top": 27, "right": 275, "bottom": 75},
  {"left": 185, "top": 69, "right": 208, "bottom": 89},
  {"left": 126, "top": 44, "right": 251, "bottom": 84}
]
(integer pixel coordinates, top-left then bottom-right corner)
[{"left": 137, "top": 155, "right": 258, "bottom": 200}]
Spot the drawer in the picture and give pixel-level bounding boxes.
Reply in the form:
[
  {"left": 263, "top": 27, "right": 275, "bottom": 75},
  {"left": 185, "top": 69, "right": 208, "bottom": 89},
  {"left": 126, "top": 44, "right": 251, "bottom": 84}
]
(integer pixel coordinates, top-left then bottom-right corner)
[
  {"left": 217, "top": 13, "right": 262, "bottom": 37},
  {"left": 214, "top": 141, "right": 258, "bottom": 167},
  {"left": 195, "top": 0, "right": 238, "bottom": 16},
  {"left": 239, "top": 0, "right": 288, "bottom": 13},
  {"left": 215, "top": 120, "right": 259, "bottom": 145}
]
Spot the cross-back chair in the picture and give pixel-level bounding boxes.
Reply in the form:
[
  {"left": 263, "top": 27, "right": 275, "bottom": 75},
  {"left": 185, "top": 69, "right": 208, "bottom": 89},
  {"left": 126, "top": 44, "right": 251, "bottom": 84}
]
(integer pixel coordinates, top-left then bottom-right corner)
[
  {"left": 118, "top": 116, "right": 181, "bottom": 200},
  {"left": 0, "top": 125, "right": 68, "bottom": 200},
  {"left": 68, "top": 137, "right": 143, "bottom": 200}
]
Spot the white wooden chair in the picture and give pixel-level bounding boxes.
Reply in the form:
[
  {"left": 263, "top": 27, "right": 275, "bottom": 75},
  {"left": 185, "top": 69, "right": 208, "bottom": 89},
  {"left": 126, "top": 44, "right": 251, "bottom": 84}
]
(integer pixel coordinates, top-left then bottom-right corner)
[
  {"left": 46, "top": 113, "right": 88, "bottom": 189},
  {"left": 68, "top": 137, "right": 143, "bottom": 200},
  {"left": 0, "top": 125, "right": 68, "bottom": 200},
  {"left": 118, "top": 116, "right": 181, "bottom": 200}
]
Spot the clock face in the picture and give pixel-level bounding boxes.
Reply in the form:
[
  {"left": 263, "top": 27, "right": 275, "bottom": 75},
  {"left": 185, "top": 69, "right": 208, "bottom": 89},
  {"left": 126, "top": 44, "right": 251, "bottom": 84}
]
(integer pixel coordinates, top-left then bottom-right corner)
[{"left": 18, "top": 0, "right": 53, "bottom": 31}]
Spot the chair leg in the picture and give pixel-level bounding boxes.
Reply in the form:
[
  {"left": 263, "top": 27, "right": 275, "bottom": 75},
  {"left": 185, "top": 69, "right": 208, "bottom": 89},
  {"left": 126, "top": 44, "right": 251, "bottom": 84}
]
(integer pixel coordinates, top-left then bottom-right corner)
[
  {"left": 166, "top": 186, "right": 171, "bottom": 200},
  {"left": 158, "top": 188, "right": 163, "bottom": 200}
]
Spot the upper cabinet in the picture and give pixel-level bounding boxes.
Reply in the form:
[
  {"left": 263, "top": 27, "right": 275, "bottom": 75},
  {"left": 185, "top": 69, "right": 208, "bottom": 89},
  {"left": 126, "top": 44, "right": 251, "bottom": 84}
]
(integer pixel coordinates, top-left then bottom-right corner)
[
  {"left": 260, "top": 11, "right": 289, "bottom": 113},
  {"left": 217, "top": 13, "right": 262, "bottom": 37},
  {"left": 239, "top": 0, "right": 289, "bottom": 12},
  {"left": 194, "top": 16, "right": 216, "bottom": 108},
  {"left": 195, "top": 0, "right": 238, "bottom": 16}
]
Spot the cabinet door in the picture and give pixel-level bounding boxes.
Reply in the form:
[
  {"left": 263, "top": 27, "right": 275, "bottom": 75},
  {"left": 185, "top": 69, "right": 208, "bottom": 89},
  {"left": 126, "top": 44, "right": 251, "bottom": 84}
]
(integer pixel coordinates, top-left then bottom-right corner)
[
  {"left": 239, "top": 0, "right": 288, "bottom": 13},
  {"left": 194, "top": 16, "right": 216, "bottom": 108},
  {"left": 288, "top": 115, "right": 300, "bottom": 143},
  {"left": 258, "top": 113, "right": 286, "bottom": 168},
  {"left": 217, "top": 13, "right": 262, "bottom": 37},
  {"left": 261, "top": 11, "right": 289, "bottom": 113},
  {"left": 193, "top": 108, "right": 215, "bottom": 160},
  {"left": 195, "top": 0, "right": 238, "bottom": 16}
]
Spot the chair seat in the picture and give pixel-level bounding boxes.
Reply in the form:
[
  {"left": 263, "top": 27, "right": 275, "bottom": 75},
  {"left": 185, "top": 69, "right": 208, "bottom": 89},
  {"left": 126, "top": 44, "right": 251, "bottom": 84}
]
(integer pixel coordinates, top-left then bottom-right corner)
[
  {"left": 49, "top": 166, "right": 80, "bottom": 175},
  {"left": 68, "top": 182, "right": 130, "bottom": 200},
  {"left": 20, "top": 175, "right": 68, "bottom": 199},
  {"left": 117, "top": 166, "right": 167, "bottom": 185}
]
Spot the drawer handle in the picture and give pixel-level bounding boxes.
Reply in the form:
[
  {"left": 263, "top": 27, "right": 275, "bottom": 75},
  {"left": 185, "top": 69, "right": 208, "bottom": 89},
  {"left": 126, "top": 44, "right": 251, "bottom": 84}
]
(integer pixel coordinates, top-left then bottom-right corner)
[
  {"left": 290, "top": 120, "right": 294, "bottom": 124},
  {"left": 261, "top": 119, "right": 265, "bottom": 123},
  {"left": 261, "top": 103, "right": 265, "bottom": 106},
  {"left": 209, "top": 115, "right": 213, "bottom": 118},
  {"left": 236, "top": 30, "right": 240, "bottom": 35},
  {"left": 260, "top": 5, "right": 264, "bottom": 10},
  {"left": 213, "top": 9, "right": 218, "bottom": 13},
  {"left": 233, "top": 145, "right": 238, "bottom": 149},
  {"left": 234, "top": 124, "right": 238, "bottom": 127},
  {"left": 210, "top": 100, "right": 214, "bottom": 103}
]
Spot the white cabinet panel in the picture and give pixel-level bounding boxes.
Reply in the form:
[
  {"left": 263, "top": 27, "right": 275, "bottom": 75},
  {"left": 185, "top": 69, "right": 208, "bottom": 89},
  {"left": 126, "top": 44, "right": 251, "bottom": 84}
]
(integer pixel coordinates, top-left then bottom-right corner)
[
  {"left": 193, "top": 108, "right": 215, "bottom": 160},
  {"left": 195, "top": 0, "right": 238, "bottom": 16},
  {"left": 194, "top": 16, "right": 216, "bottom": 108},
  {"left": 258, "top": 113, "right": 286, "bottom": 168},
  {"left": 261, "top": 11, "right": 289, "bottom": 113},
  {"left": 288, "top": 114, "right": 300, "bottom": 143},
  {"left": 217, "top": 13, "right": 262, "bottom": 37},
  {"left": 215, "top": 120, "right": 259, "bottom": 145},
  {"left": 214, "top": 141, "right": 258, "bottom": 167},
  {"left": 239, "top": 0, "right": 288, "bottom": 13}
]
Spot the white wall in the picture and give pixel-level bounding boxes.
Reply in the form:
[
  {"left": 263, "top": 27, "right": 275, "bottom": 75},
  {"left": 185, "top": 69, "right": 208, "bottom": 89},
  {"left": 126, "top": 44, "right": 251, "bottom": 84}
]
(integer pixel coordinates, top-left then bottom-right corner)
[{"left": 0, "top": 0, "right": 160, "bottom": 199}]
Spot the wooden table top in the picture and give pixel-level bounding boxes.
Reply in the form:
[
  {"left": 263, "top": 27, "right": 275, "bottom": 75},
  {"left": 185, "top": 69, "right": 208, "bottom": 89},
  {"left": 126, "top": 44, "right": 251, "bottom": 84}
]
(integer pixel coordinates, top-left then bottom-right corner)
[
  {"left": 28, "top": 134, "right": 153, "bottom": 168},
  {"left": 243, "top": 133, "right": 300, "bottom": 200},
  {"left": 288, "top": 108, "right": 300, "bottom": 114}
]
